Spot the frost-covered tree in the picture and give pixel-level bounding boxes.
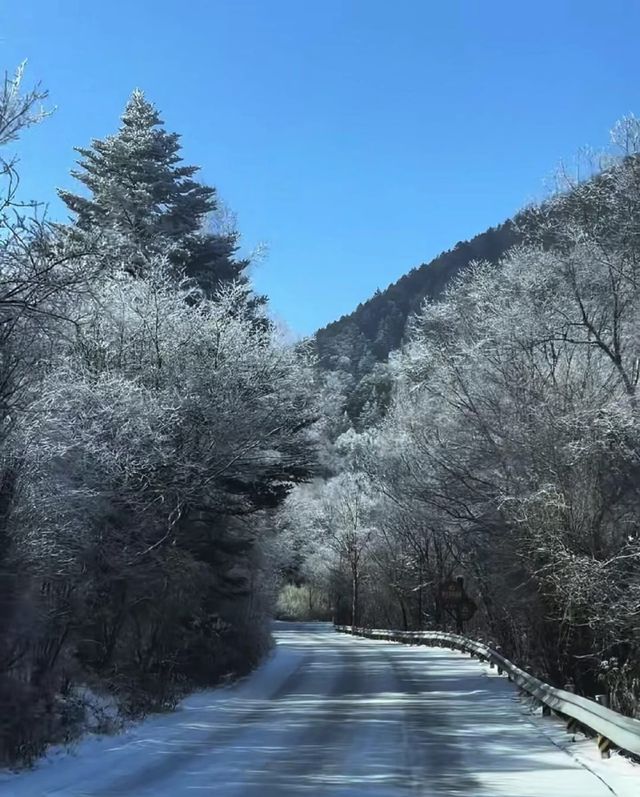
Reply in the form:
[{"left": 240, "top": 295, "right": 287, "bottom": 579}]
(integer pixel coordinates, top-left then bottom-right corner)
[
  {"left": 0, "top": 66, "right": 313, "bottom": 764},
  {"left": 14, "top": 269, "right": 318, "bottom": 704},
  {"left": 59, "top": 91, "right": 212, "bottom": 247},
  {"left": 58, "top": 90, "right": 254, "bottom": 301},
  {"left": 279, "top": 472, "right": 377, "bottom": 626},
  {"left": 294, "top": 118, "right": 640, "bottom": 716},
  {"left": 0, "top": 64, "right": 107, "bottom": 764}
]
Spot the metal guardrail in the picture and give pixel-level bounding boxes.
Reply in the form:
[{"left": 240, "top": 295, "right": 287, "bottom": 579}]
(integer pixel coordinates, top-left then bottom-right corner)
[{"left": 335, "top": 625, "right": 640, "bottom": 759}]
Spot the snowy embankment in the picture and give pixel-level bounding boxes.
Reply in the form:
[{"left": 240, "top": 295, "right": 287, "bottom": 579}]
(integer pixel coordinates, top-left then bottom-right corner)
[{"left": 1, "top": 622, "right": 638, "bottom": 796}]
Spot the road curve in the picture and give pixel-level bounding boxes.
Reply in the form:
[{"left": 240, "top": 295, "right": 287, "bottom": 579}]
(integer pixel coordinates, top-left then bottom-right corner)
[{"left": 1, "top": 622, "right": 624, "bottom": 796}]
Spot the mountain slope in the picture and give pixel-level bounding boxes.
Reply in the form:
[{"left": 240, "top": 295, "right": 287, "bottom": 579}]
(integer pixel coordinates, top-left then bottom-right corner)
[
  {"left": 313, "top": 220, "right": 518, "bottom": 381},
  {"left": 312, "top": 220, "right": 520, "bottom": 427},
  {"left": 315, "top": 220, "right": 518, "bottom": 379}
]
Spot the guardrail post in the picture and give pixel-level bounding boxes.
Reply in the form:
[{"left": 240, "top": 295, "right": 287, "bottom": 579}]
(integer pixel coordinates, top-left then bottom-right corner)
[
  {"left": 542, "top": 704, "right": 551, "bottom": 716},
  {"left": 594, "top": 696, "right": 612, "bottom": 757},
  {"left": 597, "top": 735, "right": 611, "bottom": 759}
]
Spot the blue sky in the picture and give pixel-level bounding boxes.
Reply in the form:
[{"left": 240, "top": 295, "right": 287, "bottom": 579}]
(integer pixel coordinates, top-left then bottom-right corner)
[{"left": 2, "top": 1, "right": 639, "bottom": 334}]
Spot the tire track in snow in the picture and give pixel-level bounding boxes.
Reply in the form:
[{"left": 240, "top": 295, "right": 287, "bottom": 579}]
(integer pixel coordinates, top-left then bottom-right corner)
[
  {"left": 209, "top": 636, "right": 364, "bottom": 795},
  {"left": 383, "top": 643, "right": 482, "bottom": 796}
]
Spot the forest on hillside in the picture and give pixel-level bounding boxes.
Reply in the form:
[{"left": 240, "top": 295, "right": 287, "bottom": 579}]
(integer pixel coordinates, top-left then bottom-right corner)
[
  {"left": 312, "top": 223, "right": 518, "bottom": 428},
  {"left": 313, "top": 225, "right": 516, "bottom": 375},
  {"left": 282, "top": 118, "right": 640, "bottom": 720}
]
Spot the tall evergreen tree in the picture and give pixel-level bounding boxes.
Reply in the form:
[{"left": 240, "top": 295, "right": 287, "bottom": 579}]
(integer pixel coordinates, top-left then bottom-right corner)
[{"left": 59, "top": 90, "right": 252, "bottom": 298}]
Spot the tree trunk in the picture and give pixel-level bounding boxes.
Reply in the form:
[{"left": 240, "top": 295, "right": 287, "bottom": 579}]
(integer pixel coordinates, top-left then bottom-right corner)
[
  {"left": 351, "top": 569, "right": 359, "bottom": 628},
  {"left": 399, "top": 596, "right": 408, "bottom": 631}
]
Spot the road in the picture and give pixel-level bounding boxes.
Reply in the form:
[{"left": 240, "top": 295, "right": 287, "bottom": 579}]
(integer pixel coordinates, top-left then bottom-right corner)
[{"left": 2, "top": 622, "right": 636, "bottom": 796}]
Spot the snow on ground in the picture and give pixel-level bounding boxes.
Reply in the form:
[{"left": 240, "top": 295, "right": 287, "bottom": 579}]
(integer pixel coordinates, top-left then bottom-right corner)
[
  {"left": 515, "top": 689, "right": 640, "bottom": 797},
  {"left": 468, "top": 648, "right": 640, "bottom": 797},
  {"left": 0, "top": 622, "right": 638, "bottom": 796},
  {"left": 0, "top": 633, "right": 305, "bottom": 797}
]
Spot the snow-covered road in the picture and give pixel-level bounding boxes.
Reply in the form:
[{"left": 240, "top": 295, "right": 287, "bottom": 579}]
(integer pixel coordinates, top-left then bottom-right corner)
[{"left": 2, "top": 622, "right": 638, "bottom": 796}]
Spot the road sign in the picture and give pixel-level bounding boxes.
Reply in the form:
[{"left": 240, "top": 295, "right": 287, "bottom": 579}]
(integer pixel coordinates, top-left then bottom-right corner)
[
  {"left": 438, "top": 576, "right": 477, "bottom": 630},
  {"left": 439, "top": 577, "right": 464, "bottom": 607},
  {"left": 458, "top": 596, "right": 477, "bottom": 622}
]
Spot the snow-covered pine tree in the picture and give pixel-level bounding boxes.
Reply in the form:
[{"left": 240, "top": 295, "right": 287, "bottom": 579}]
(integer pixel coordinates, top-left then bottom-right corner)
[{"left": 58, "top": 89, "right": 251, "bottom": 298}]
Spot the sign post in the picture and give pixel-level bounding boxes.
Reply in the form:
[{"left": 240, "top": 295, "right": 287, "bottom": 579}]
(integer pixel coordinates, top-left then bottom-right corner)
[{"left": 438, "top": 576, "right": 477, "bottom": 633}]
